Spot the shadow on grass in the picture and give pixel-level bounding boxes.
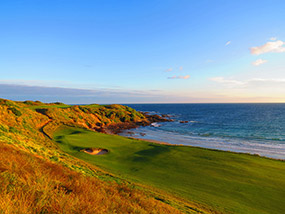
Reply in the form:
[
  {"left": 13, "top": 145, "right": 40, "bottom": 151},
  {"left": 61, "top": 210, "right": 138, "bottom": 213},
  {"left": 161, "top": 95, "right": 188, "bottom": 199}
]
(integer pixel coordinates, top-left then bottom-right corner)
[
  {"left": 132, "top": 144, "right": 170, "bottom": 162},
  {"left": 70, "top": 130, "right": 84, "bottom": 135},
  {"left": 70, "top": 146, "right": 84, "bottom": 152},
  {"left": 54, "top": 135, "right": 64, "bottom": 144}
]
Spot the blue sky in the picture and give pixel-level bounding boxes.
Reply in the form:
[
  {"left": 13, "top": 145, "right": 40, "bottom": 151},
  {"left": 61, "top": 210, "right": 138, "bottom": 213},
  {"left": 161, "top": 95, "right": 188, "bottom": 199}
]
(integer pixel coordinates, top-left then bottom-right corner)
[{"left": 1, "top": 0, "right": 285, "bottom": 103}]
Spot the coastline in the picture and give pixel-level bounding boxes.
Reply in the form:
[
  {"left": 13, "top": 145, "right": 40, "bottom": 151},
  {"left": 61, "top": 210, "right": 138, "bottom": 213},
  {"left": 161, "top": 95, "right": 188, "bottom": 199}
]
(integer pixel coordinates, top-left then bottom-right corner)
[
  {"left": 2, "top": 99, "right": 285, "bottom": 214},
  {"left": 91, "top": 106, "right": 285, "bottom": 160},
  {"left": 104, "top": 112, "right": 171, "bottom": 134},
  {"left": 103, "top": 119, "right": 285, "bottom": 161},
  {"left": 123, "top": 103, "right": 285, "bottom": 160}
]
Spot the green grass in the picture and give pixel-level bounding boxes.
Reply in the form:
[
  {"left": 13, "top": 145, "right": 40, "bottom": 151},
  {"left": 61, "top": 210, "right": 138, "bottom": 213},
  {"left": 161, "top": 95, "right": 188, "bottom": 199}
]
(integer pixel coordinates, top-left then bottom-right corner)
[
  {"left": 54, "top": 127, "right": 285, "bottom": 214},
  {"left": 27, "top": 104, "right": 71, "bottom": 109}
]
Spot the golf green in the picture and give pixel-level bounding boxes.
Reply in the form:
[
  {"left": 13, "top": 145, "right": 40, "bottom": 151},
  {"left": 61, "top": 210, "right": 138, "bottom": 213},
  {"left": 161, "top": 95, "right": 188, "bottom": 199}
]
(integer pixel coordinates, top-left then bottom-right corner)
[{"left": 54, "top": 127, "right": 285, "bottom": 214}]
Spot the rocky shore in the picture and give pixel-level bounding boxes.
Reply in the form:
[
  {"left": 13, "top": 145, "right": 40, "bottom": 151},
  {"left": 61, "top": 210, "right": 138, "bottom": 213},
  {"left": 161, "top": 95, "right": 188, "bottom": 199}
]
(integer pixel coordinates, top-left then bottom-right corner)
[{"left": 105, "top": 112, "right": 172, "bottom": 134}]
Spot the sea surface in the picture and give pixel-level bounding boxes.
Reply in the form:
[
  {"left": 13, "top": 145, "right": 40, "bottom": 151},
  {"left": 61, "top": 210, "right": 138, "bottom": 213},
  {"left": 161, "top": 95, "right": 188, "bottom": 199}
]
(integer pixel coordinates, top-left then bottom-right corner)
[{"left": 120, "top": 104, "right": 285, "bottom": 159}]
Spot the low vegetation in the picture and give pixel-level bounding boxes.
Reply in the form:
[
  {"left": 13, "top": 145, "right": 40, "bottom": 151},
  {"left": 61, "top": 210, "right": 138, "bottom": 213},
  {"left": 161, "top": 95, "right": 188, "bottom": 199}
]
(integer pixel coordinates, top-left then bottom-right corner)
[
  {"left": 0, "top": 143, "right": 183, "bottom": 214},
  {"left": 0, "top": 98, "right": 205, "bottom": 213}
]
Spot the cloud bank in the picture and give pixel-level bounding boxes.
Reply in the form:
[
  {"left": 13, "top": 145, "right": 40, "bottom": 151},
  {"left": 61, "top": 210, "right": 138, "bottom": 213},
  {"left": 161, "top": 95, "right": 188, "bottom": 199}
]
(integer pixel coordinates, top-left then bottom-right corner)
[{"left": 0, "top": 83, "right": 171, "bottom": 104}]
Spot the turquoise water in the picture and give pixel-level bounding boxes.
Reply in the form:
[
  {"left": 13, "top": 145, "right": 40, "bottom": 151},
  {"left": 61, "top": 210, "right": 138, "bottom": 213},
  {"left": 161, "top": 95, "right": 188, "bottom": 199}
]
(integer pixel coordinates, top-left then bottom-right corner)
[{"left": 121, "top": 104, "right": 285, "bottom": 159}]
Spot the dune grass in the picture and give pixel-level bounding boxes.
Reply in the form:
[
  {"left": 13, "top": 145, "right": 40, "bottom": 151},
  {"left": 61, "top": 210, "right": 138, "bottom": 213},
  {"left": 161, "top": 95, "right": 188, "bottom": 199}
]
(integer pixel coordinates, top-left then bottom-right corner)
[
  {"left": 54, "top": 127, "right": 285, "bottom": 214},
  {"left": 0, "top": 143, "right": 185, "bottom": 214}
]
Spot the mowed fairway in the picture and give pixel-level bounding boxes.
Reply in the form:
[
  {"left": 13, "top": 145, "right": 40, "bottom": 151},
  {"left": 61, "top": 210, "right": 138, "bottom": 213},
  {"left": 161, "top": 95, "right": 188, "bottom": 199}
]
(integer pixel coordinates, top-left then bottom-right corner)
[{"left": 54, "top": 127, "right": 285, "bottom": 214}]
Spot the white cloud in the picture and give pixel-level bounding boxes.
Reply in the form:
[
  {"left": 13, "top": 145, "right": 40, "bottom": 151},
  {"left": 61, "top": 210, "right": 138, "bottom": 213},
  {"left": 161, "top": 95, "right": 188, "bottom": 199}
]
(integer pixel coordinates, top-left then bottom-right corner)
[
  {"left": 250, "top": 78, "right": 285, "bottom": 83},
  {"left": 209, "top": 77, "right": 244, "bottom": 85},
  {"left": 210, "top": 77, "right": 285, "bottom": 86},
  {"left": 252, "top": 59, "right": 268, "bottom": 66},
  {"left": 250, "top": 40, "right": 285, "bottom": 55},
  {"left": 179, "top": 66, "right": 183, "bottom": 71},
  {"left": 270, "top": 37, "right": 277, "bottom": 41},
  {"left": 168, "top": 75, "right": 190, "bottom": 79},
  {"left": 165, "top": 68, "right": 173, "bottom": 72},
  {"left": 225, "top": 41, "right": 231, "bottom": 46}
]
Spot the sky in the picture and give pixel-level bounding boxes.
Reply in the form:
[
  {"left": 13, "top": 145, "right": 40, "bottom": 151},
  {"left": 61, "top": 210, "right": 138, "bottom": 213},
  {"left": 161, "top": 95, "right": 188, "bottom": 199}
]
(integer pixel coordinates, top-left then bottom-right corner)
[{"left": 1, "top": 0, "right": 285, "bottom": 104}]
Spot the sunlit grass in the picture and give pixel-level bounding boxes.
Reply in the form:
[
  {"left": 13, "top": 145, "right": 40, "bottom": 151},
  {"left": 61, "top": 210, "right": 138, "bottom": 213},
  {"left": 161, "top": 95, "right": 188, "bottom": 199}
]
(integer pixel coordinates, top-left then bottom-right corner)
[
  {"left": 0, "top": 144, "right": 183, "bottom": 214},
  {"left": 0, "top": 98, "right": 205, "bottom": 213},
  {"left": 54, "top": 127, "right": 285, "bottom": 214}
]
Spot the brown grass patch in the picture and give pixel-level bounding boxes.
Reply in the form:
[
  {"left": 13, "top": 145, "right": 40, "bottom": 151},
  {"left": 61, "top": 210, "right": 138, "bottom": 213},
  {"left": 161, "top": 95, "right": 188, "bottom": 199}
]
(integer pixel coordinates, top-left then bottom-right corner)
[{"left": 0, "top": 143, "right": 182, "bottom": 214}]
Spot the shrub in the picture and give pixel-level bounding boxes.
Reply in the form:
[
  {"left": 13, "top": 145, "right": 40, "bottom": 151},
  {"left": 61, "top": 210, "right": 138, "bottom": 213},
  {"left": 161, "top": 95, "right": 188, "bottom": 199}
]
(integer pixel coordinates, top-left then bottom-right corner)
[
  {"left": 50, "top": 156, "right": 59, "bottom": 162},
  {"left": 9, "top": 127, "right": 20, "bottom": 134},
  {"left": 8, "top": 107, "right": 22, "bottom": 117},
  {"left": 0, "top": 124, "right": 8, "bottom": 132}
]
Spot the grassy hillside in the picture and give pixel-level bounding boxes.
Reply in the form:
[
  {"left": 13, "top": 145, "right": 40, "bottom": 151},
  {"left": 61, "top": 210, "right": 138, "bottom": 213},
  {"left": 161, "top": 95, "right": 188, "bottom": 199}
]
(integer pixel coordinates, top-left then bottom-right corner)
[
  {"left": 0, "top": 98, "right": 146, "bottom": 164},
  {"left": 54, "top": 127, "right": 285, "bottom": 214},
  {"left": 1, "top": 98, "right": 284, "bottom": 213},
  {"left": 0, "top": 143, "right": 184, "bottom": 213},
  {"left": 0, "top": 98, "right": 206, "bottom": 213}
]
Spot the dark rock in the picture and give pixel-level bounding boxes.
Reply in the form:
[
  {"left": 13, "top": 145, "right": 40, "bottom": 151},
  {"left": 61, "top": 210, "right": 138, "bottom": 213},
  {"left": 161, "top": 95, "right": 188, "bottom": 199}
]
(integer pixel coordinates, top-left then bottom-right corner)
[
  {"left": 104, "top": 112, "right": 171, "bottom": 134},
  {"left": 127, "top": 131, "right": 135, "bottom": 136},
  {"left": 161, "top": 114, "right": 172, "bottom": 118}
]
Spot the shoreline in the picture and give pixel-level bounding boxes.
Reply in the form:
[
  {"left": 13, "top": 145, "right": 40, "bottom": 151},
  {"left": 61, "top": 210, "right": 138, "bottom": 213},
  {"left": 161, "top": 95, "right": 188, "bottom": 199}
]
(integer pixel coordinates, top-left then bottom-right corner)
[
  {"left": 104, "top": 112, "right": 172, "bottom": 134},
  {"left": 101, "top": 111, "right": 285, "bottom": 161},
  {"left": 122, "top": 133, "right": 285, "bottom": 162}
]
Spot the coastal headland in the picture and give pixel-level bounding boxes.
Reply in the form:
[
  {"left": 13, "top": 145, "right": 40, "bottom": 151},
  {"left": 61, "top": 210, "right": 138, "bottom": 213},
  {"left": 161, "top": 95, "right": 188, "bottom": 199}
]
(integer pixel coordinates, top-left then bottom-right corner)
[{"left": 0, "top": 98, "right": 284, "bottom": 214}]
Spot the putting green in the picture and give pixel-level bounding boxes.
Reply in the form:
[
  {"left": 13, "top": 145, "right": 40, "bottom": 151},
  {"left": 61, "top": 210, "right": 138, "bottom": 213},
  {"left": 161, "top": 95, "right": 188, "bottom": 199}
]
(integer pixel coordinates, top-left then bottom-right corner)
[{"left": 54, "top": 127, "right": 285, "bottom": 214}]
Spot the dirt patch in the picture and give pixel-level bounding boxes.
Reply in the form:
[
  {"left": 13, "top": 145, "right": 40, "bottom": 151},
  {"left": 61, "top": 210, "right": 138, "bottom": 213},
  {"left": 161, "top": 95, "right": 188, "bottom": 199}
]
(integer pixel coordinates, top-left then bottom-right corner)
[{"left": 83, "top": 148, "right": 109, "bottom": 155}]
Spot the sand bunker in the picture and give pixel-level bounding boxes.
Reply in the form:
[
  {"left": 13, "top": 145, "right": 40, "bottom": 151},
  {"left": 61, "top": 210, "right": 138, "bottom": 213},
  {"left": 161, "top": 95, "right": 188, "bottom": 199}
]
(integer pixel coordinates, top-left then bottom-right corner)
[{"left": 83, "top": 148, "right": 109, "bottom": 155}]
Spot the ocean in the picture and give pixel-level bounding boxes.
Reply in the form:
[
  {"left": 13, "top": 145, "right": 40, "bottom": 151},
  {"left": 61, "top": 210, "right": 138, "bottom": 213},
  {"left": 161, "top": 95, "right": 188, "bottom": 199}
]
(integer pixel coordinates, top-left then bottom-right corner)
[{"left": 120, "top": 104, "right": 285, "bottom": 159}]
